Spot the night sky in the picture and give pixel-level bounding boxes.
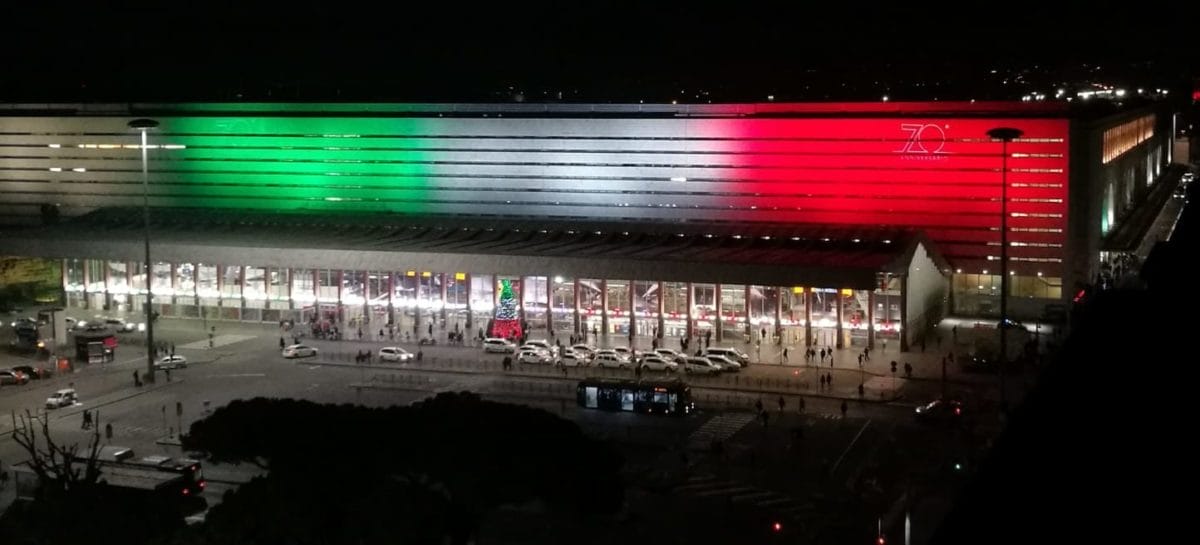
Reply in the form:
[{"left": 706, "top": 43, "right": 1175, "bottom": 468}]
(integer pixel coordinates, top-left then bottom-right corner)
[{"left": 3, "top": 2, "right": 1197, "bottom": 102}]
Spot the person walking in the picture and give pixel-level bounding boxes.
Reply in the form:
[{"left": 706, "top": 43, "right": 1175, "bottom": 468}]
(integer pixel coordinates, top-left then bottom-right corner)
[
  {"left": 133, "top": 369, "right": 141, "bottom": 387},
  {"left": 777, "top": 395, "right": 785, "bottom": 413},
  {"left": 280, "top": 336, "right": 286, "bottom": 350},
  {"left": 783, "top": 347, "right": 789, "bottom": 363},
  {"left": 840, "top": 400, "right": 848, "bottom": 418},
  {"left": 81, "top": 410, "right": 91, "bottom": 430},
  {"left": 797, "top": 396, "right": 806, "bottom": 414}
]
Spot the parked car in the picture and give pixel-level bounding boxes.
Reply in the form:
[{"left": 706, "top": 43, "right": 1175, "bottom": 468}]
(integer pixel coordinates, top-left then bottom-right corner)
[
  {"left": 706, "top": 353, "right": 742, "bottom": 372},
  {"left": 1, "top": 369, "right": 30, "bottom": 385},
  {"left": 282, "top": 344, "right": 318, "bottom": 358},
  {"left": 654, "top": 348, "right": 684, "bottom": 361},
  {"left": 558, "top": 352, "right": 589, "bottom": 367},
  {"left": 638, "top": 355, "right": 678, "bottom": 372},
  {"left": 517, "top": 349, "right": 554, "bottom": 365},
  {"left": 703, "top": 347, "right": 750, "bottom": 366},
  {"left": 593, "top": 352, "right": 630, "bottom": 369},
  {"left": 570, "top": 344, "right": 596, "bottom": 358},
  {"left": 11, "top": 364, "right": 51, "bottom": 380},
  {"left": 682, "top": 357, "right": 721, "bottom": 375},
  {"left": 521, "top": 340, "right": 559, "bottom": 357},
  {"left": 378, "top": 346, "right": 415, "bottom": 363},
  {"left": 483, "top": 338, "right": 517, "bottom": 354},
  {"left": 155, "top": 355, "right": 188, "bottom": 369},
  {"left": 45, "top": 388, "right": 78, "bottom": 409}
]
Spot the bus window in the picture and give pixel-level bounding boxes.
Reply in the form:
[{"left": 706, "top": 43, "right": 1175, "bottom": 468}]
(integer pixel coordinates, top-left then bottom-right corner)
[
  {"left": 585, "top": 387, "right": 598, "bottom": 408},
  {"left": 621, "top": 389, "right": 634, "bottom": 411}
]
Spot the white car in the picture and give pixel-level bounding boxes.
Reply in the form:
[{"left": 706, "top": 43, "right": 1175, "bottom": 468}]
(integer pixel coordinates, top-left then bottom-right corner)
[
  {"left": 517, "top": 349, "right": 554, "bottom": 365},
  {"left": 378, "top": 346, "right": 414, "bottom": 362},
  {"left": 483, "top": 338, "right": 517, "bottom": 354},
  {"left": 706, "top": 354, "right": 741, "bottom": 372},
  {"left": 521, "top": 340, "right": 559, "bottom": 357},
  {"left": 282, "top": 344, "right": 318, "bottom": 358},
  {"left": 45, "top": 388, "right": 79, "bottom": 409},
  {"left": 654, "top": 348, "right": 684, "bottom": 361},
  {"left": 638, "top": 355, "right": 678, "bottom": 372},
  {"left": 558, "top": 352, "right": 589, "bottom": 367},
  {"left": 704, "top": 347, "right": 751, "bottom": 366},
  {"left": 571, "top": 344, "right": 596, "bottom": 358},
  {"left": 593, "top": 352, "right": 630, "bottom": 369},
  {"left": 155, "top": 355, "right": 188, "bottom": 369},
  {"left": 682, "top": 357, "right": 721, "bottom": 375}
]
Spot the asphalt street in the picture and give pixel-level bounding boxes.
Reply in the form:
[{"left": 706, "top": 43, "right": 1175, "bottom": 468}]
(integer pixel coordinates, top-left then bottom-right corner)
[{"left": 0, "top": 314, "right": 983, "bottom": 516}]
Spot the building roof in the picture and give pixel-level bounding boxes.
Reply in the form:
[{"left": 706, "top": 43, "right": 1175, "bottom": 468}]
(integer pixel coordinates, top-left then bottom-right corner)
[
  {"left": 2, "top": 209, "right": 947, "bottom": 288},
  {"left": 0, "top": 101, "right": 1068, "bottom": 119}
]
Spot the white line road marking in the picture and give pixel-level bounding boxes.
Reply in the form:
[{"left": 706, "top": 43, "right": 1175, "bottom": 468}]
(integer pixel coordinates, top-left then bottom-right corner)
[{"left": 206, "top": 373, "right": 267, "bottom": 378}]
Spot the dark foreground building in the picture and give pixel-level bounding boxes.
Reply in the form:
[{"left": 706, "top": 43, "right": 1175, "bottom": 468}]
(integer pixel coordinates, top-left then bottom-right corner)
[{"left": 0, "top": 101, "right": 1180, "bottom": 351}]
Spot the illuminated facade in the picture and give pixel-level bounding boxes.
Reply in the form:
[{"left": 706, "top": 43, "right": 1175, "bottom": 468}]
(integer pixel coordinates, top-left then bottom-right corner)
[{"left": 0, "top": 101, "right": 1176, "bottom": 345}]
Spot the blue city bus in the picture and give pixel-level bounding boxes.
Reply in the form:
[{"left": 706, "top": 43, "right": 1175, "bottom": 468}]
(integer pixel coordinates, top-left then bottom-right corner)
[{"left": 576, "top": 378, "right": 694, "bottom": 416}]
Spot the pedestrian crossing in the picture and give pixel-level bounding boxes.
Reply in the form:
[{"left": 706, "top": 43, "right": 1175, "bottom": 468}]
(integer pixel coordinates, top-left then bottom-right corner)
[
  {"left": 674, "top": 474, "right": 813, "bottom": 521},
  {"left": 686, "top": 412, "right": 756, "bottom": 450}
]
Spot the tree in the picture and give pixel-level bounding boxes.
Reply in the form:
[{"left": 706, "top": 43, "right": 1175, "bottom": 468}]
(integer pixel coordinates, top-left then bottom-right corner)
[
  {"left": 8, "top": 409, "right": 103, "bottom": 496},
  {"left": 182, "top": 394, "right": 624, "bottom": 544},
  {"left": 1, "top": 410, "right": 185, "bottom": 545}
]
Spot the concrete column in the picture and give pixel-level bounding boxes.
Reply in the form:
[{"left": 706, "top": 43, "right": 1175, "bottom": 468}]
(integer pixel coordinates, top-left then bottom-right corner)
[
  {"left": 600, "top": 279, "right": 609, "bottom": 341},
  {"left": 168, "top": 263, "right": 178, "bottom": 306},
  {"left": 714, "top": 282, "right": 723, "bottom": 343},
  {"left": 194, "top": 263, "right": 202, "bottom": 309},
  {"left": 82, "top": 259, "right": 91, "bottom": 310},
  {"left": 804, "top": 289, "right": 813, "bottom": 347},
  {"left": 867, "top": 290, "right": 876, "bottom": 350},
  {"left": 774, "top": 287, "right": 783, "bottom": 341},
  {"left": 126, "top": 261, "right": 134, "bottom": 310},
  {"left": 744, "top": 284, "right": 752, "bottom": 341},
  {"left": 336, "top": 269, "right": 344, "bottom": 325},
  {"left": 439, "top": 273, "right": 448, "bottom": 324},
  {"left": 517, "top": 276, "right": 526, "bottom": 325},
  {"left": 656, "top": 280, "right": 665, "bottom": 340},
  {"left": 900, "top": 274, "right": 910, "bottom": 352},
  {"left": 362, "top": 270, "right": 371, "bottom": 328},
  {"left": 286, "top": 267, "right": 295, "bottom": 311},
  {"left": 572, "top": 278, "right": 582, "bottom": 334},
  {"left": 312, "top": 269, "right": 319, "bottom": 323},
  {"left": 414, "top": 274, "right": 422, "bottom": 337},
  {"left": 546, "top": 275, "right": 554, "bottom": 334},
  {"left": 215, "top": 263, "right": 223, "bottom": 311},
  {"left": 103, "top": 261, "right": 112, "bottom": 310},
  {"left": 239, "top": 265, "right": 247, "bottom": 318},
  {"left": 387, "top": 272, "right": 395, "bottom": 327},
  {"left": 685, "top": 282, "right": 694, "bottom": 340},
  {"left": 836, "top": 289, "right": 844, "bottom": 349},
  {"left": 60, "top": 258, "right": 69, "bottom": 305},
  {"left": 629, "top": 280, "right": 637, "bottom": 340},
  {"left": 464, "top": 273, "right": 473, "bottom": 329}
]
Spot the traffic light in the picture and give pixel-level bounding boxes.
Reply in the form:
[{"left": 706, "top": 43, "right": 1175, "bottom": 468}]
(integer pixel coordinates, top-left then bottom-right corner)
[{"left": 772, "top": 522, "right": 782, "bottom": 533}]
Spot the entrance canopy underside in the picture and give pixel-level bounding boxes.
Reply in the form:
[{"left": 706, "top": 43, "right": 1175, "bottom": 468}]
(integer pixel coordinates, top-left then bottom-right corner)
[{"left": 0, "top": 209, "right": 944, "bottom": 289}]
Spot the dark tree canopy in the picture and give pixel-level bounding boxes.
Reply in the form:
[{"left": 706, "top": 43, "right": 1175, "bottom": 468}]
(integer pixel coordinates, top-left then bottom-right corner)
[{"left": 180, "top": 393, "right": 624, "bottom": 544}]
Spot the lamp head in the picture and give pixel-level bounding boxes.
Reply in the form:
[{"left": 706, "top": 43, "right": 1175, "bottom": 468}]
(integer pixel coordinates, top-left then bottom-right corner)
[
  {"left": 986, "top": 127, "right": 1023, "bottom": 141},
  {"left": 128, "top": 119, "right": 159, "bottom": 131}
]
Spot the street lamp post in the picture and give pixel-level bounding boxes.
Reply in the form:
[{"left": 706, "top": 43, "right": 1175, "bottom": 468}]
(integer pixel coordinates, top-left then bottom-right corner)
[
  {"left": 130, "top": 118, "right": 160, "bottom": 384},
  {"left": 986, "top": 127, "right": 1023, "bottom": 412}
]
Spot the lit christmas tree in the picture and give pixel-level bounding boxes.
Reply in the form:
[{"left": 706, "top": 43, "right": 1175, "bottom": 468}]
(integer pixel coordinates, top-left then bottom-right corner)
[{"left": 491, "top": 279, "right": 522, "bottom": 339}]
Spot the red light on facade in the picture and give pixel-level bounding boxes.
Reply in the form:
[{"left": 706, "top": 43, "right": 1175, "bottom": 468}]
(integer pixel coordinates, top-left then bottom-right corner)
[
  {"left": 772, "top": 522, "right": 782, "bottom": 532},
  {"left": 1073, "top": 289, "right": 1086, "bottom": 303},
  {"left": 1193, "top": 90, "right": 1200, "bottom": 102}
]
